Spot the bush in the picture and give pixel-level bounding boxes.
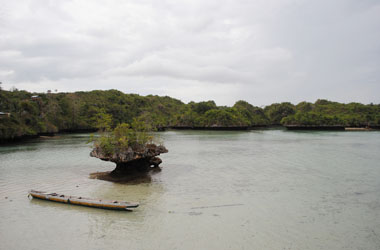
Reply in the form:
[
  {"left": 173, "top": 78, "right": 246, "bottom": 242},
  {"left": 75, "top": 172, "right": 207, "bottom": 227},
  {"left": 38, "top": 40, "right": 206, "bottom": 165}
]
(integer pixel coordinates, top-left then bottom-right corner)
[{"left": 89, "top": 118, "right": 155, "bottom": 157}]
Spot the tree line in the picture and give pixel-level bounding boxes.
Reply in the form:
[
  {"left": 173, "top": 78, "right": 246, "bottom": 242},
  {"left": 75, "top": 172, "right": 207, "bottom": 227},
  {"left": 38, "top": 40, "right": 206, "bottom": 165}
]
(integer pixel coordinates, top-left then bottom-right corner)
[{"left": 1, "top": 89, "right": 379, "bottom": 141}]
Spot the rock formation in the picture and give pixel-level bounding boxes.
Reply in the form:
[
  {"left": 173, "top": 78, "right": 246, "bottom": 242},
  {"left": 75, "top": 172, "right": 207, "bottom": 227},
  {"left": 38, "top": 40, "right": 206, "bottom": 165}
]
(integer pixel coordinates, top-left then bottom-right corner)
[{"left": 90, "top": 144, "right": 168, "bottom": 176}]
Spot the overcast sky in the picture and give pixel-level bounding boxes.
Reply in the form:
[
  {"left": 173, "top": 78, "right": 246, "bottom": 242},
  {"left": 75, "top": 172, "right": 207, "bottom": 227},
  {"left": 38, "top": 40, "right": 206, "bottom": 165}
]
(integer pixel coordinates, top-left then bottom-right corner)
[{"left": 0, "top": 0, "right": 379, "bottom": 106}]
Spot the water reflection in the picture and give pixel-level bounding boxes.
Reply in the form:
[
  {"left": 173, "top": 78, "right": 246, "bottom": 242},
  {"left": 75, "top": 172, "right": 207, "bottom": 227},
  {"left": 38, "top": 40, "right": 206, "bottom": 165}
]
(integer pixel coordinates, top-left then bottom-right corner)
[{"left": 89, "top": 168, "right": 162, "bottom": 184}]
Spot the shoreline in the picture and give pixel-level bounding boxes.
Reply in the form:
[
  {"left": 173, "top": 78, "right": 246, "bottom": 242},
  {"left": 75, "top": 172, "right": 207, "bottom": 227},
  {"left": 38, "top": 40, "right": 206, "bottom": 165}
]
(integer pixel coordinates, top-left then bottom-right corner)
[
  {"left": 0, "top": 128, "right": 98, "bottom": 144},
  {"left": 1, "top": 126, "right": 379, "bottom": 144}
]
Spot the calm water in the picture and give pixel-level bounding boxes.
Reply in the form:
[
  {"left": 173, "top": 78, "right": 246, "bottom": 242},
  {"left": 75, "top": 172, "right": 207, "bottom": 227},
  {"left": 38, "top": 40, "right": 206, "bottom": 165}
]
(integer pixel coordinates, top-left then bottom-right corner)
[{"left": 0, "top": 130, "right": 380, "bottom": 250}]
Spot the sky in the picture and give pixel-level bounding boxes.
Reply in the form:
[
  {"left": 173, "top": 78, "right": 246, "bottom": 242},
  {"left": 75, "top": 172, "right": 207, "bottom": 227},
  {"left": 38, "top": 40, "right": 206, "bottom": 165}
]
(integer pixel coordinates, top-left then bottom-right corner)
[{"left": 0, "top": 0, "right": 379, "bottom": 106}]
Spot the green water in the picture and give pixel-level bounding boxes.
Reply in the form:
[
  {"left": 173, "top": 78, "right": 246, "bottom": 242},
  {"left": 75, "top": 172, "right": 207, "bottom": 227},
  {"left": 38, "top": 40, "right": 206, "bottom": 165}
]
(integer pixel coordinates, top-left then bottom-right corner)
[{"left": 0, "top": 130, "right": 380, "bottom": 250}]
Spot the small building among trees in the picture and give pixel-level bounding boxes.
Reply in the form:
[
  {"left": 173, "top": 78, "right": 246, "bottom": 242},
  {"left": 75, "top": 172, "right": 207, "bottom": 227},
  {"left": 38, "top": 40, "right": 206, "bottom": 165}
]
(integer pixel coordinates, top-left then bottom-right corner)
[{"left": 0, "top": 112, "right": 11, "bottom": 118}]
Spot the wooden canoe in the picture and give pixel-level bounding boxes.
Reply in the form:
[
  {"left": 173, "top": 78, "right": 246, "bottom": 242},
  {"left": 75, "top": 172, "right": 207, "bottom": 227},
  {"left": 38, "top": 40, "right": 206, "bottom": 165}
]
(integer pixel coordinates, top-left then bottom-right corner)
[{"left": 29, "top": 190, "right": 139, "bottom": 211}]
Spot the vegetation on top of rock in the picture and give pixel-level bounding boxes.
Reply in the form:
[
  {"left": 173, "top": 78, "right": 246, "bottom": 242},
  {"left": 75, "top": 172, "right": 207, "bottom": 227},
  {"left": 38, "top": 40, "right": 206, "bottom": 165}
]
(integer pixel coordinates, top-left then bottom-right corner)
[
  {"left": 89, "top": 118, "right": 158, "bottom": 159},
  {"left": 89, "top": 116, "right": 168, "bottom": 176}
]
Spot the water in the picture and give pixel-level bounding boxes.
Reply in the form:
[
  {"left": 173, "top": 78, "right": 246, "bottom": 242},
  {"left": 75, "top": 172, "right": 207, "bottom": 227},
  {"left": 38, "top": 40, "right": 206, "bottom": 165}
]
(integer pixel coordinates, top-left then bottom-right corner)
[{"left": 0, "top": 130, "right": 380, "bottom": 250}]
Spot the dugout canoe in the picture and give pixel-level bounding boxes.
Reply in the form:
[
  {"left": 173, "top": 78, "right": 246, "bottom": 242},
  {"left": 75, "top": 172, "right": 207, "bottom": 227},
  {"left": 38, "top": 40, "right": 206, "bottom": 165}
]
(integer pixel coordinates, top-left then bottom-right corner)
[{"left": 29, "top": 190, "right": 139, "bottom": 211}]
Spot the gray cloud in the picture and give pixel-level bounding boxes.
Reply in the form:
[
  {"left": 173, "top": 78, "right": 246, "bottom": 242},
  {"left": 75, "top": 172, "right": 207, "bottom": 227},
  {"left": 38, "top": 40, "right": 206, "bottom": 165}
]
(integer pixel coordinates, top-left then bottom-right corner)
[{"left": 0, "top": 0, "right": 379, "bottom": 106}]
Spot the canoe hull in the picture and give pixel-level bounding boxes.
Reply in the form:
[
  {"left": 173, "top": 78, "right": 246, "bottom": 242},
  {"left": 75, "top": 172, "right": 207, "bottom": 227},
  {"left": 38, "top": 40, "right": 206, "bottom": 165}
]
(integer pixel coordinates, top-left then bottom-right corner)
[{"left": 29, "top": 190, "right": 139, "bottom": 211}]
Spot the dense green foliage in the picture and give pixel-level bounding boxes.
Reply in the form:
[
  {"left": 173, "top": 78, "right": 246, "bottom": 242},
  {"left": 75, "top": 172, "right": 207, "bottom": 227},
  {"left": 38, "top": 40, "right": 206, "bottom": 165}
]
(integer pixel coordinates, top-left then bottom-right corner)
[
  {"left": 264, "top": 102, "right": 295, "bottom": 124},
  {"left": 281, "top": 99, "right": 380, "bottom": 127},
  {"left": 176, "top": 100, "right": 269, "bottom": 127},
  {"left": 233, "top": 101, "right": 269, "bottom": 126},
  {"left": 0, "top": 89, "right": 186, "bottom": 140},
  {"left": 89, "top": 119, "right": 155, "bottom": 157},
  {"left": 1, "top": 89, "right": 379, "bottom": 141}
]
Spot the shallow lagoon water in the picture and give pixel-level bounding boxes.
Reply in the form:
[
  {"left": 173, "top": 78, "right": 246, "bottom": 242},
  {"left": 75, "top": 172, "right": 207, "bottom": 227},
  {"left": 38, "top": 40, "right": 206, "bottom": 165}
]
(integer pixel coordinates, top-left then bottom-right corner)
[{"left": 0, "top": 130, "right": 380, "bottom": 250}]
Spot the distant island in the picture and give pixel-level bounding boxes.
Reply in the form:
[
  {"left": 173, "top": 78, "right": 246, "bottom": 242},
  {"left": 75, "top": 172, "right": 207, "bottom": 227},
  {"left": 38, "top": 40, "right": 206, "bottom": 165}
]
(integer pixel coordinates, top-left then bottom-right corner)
[{"left": 0, "top": 89, "right": 379, "bottom": 142}]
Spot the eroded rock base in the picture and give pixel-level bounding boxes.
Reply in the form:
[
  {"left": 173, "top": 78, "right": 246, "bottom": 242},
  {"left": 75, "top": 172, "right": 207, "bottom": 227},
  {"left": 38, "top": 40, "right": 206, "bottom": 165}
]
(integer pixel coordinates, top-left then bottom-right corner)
[
  {"left": 90, "top": 156, "right": 163, "bottom": 183},
  {"left": 110, "top": 157, "right": 162, "bottom": 176},
  {"left": 90, "top": 170, "right": 160, "bottom": 183}
]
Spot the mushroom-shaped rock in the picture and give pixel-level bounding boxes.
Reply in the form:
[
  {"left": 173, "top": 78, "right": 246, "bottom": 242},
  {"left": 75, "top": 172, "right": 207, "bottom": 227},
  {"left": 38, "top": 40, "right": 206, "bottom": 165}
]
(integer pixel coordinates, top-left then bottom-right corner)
[{"left": 90, "top": 144, "right": 168, "bottom": 176}]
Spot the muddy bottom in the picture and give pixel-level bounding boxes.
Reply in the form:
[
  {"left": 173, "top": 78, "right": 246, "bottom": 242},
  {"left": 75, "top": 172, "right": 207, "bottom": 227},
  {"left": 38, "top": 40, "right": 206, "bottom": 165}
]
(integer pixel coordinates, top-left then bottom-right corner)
[{"left": 89, "top": 167, "right": 161, "bottom": 184}]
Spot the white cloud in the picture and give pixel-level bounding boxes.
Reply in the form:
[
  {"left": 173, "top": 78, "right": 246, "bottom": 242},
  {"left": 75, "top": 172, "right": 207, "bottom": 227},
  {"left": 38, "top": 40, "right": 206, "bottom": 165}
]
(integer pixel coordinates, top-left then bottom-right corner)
[{"left": 0, "top": 0, "right": 379, "bottom": 106}]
